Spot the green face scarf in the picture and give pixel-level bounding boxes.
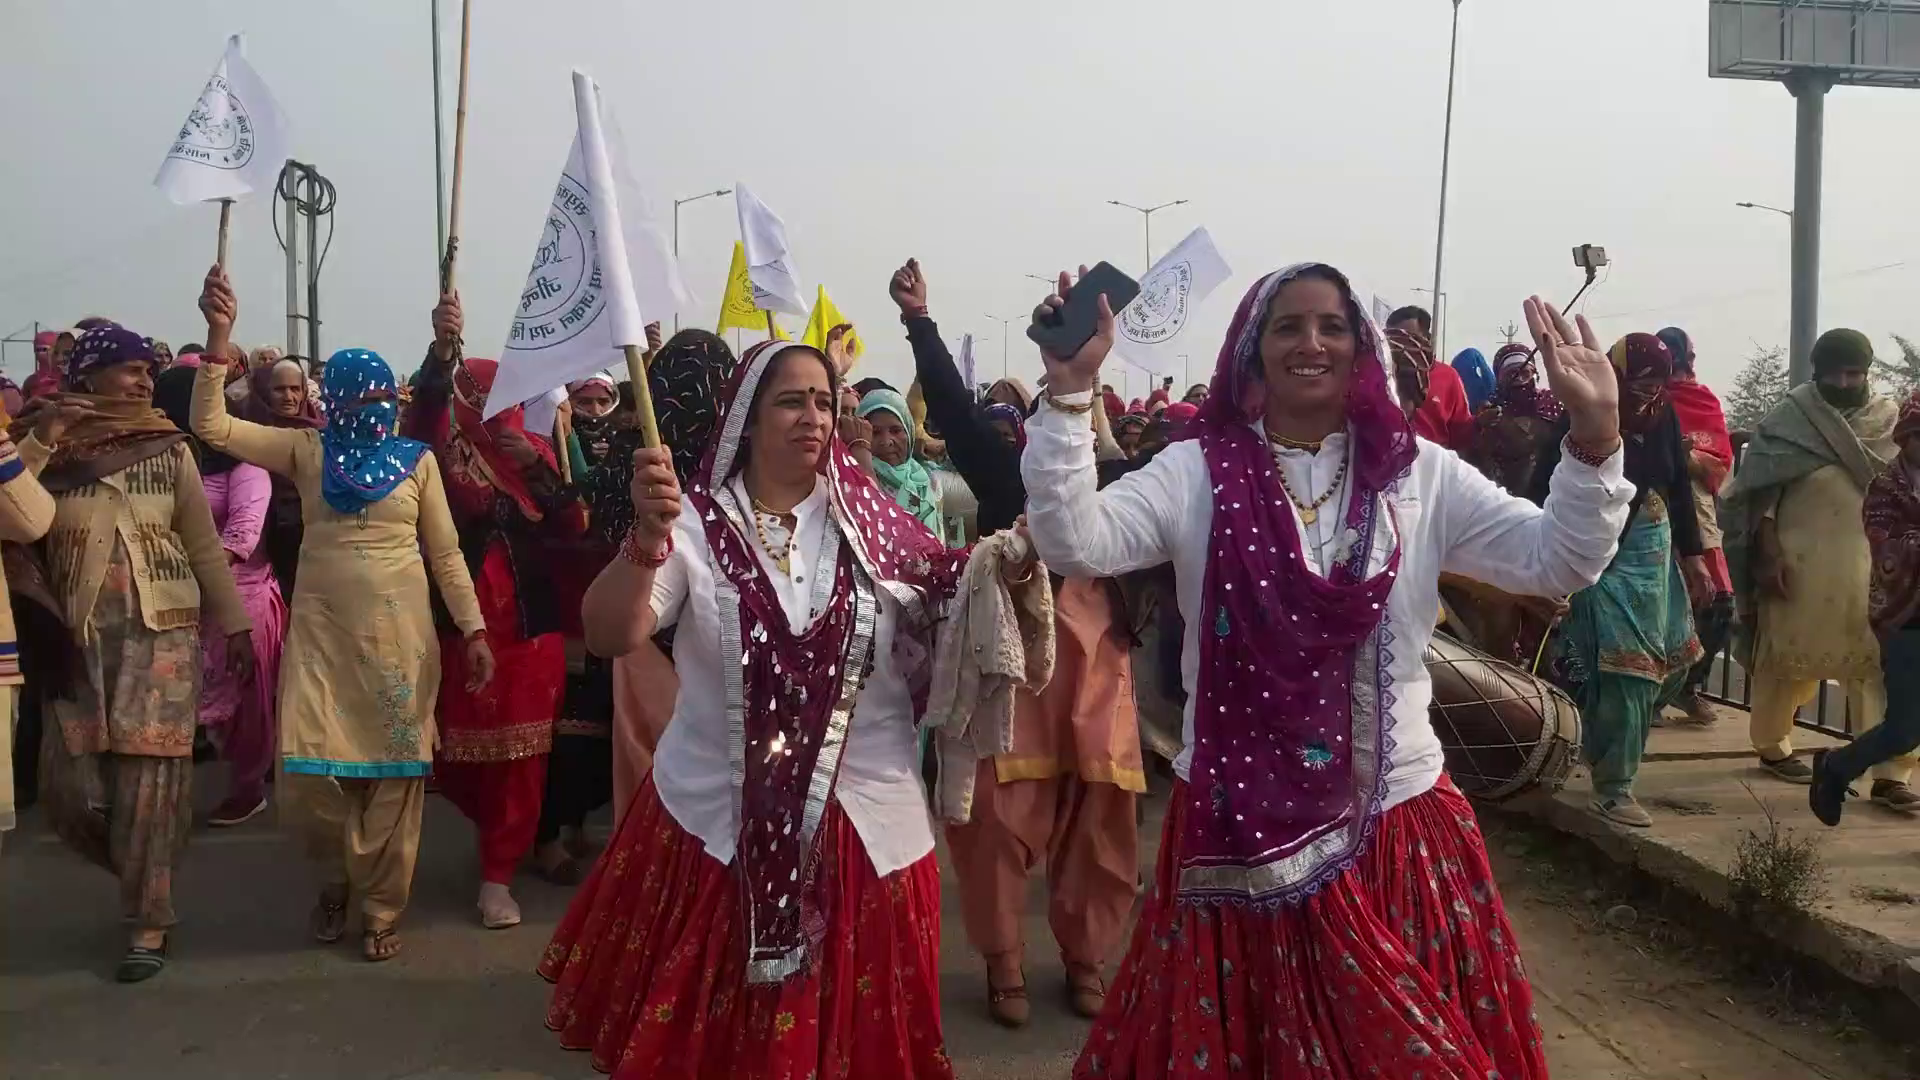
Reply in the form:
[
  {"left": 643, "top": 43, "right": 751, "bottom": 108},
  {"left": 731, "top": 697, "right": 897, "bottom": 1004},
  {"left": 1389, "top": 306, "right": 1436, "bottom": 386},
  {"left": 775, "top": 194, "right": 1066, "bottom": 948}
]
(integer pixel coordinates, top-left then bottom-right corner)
[
  {"left": 854, "top": 390, "right": 945, "bottom": 539},
  {"left": 1818, "top": 381, "right": 1870, "bottom": 411}
]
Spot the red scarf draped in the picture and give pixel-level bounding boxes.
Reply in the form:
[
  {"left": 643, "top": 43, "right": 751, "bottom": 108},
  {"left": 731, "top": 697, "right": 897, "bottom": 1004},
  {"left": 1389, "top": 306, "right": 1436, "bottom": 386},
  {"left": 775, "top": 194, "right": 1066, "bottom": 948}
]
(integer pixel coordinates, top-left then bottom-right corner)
[
  {"left": 448, "top": 356, "right": 556, "bottom": 522},
  {"left": 1669, "top": 377, "right": 1733, "bottom": 488}
]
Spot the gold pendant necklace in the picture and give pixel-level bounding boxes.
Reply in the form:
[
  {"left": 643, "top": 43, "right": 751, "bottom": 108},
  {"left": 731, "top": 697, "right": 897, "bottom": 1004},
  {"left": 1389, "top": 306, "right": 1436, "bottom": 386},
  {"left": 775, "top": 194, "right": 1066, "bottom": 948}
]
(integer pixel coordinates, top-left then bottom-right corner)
[
  {"left": 749, "top": 496, "right": 796, "bottom": 575},
  {"left": 1271, "top": 447, "right": 1348, "bottom": 527}
]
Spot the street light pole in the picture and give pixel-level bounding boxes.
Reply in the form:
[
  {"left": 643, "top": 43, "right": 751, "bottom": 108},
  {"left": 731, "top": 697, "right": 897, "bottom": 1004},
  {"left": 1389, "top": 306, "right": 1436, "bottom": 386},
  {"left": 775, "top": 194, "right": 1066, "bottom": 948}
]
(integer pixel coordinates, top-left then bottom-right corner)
[
  {"left": 984, "top": 314, "right": 1020, "bottom": 382},
  {"left": 671, "top": 188, "right": 732, "bottom": 331},
  {"left": 1107, "top": 199, "right": 1189, "bottom": 273},
  {"left": 1411, "top": 287, "right": 1447, "bottom": 345},
  {"left": 1431, "top": 0, "right": 1464, "bottom": 359}
]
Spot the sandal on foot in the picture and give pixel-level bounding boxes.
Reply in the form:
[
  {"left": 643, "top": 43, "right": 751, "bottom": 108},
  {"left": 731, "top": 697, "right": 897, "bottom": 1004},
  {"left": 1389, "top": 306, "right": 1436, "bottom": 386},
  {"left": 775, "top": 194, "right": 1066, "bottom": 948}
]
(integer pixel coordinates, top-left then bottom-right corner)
[
  {"left": 362, "top": 926, "right": 402, "bottom": 963},
  {"left": 987, "top": 976, "right": 1030, "bottom": 1028},
  {"left": 115, "top": 939, "right": 169, "bottom": 983},
  {"left": 1065, "top": 966, "right": 1107, "bottom": 1019},
  {"left": 310, "top": 892, "right": 349, "bottom": 944}
]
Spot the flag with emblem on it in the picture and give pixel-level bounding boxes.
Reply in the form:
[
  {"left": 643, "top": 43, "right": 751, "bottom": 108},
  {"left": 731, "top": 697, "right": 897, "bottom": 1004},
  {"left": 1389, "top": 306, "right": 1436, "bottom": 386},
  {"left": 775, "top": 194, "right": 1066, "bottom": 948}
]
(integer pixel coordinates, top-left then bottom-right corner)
[
  {"left": 153, "top": 34, "right": 290, "bottom": 205},
  {"left": 1113, "top": 226, "right": 1231, "bottom": 377},
  {"left": 486, "top": 71, "right": 689, "bottom": 420},
  {"left": 718, "top": 242, "right": 790, "bottom": 339}
]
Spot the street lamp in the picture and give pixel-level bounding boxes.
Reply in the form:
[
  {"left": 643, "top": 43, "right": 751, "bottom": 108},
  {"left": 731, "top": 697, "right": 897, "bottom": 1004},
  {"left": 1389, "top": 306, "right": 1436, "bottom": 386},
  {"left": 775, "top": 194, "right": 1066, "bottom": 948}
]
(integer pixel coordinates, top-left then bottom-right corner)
[
  {"left": 983, "top": 313, "right": 1022, "bottom": 382},
  {"left": 1106, "top": 199, "right": 1188, "bottom": 274},
  {"left": 1736, "top": 200, "right": 1794, "bottom": 221},
  {"left": 672, "top": 187, "right": 732, "bottom": 330},
  {"left": 1430, "top": 0, "right": 1465, "bottom": 359},
  {"left": 1410, "top": 287, "right": 1447, "bottom": 343}
]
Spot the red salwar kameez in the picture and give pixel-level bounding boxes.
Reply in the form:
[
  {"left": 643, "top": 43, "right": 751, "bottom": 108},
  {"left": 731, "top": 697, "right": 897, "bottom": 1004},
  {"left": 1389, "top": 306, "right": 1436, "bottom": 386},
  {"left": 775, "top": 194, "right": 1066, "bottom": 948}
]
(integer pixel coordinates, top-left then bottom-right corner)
[{"left": 408, "top": 353, "right": 583, "bottom": 885}]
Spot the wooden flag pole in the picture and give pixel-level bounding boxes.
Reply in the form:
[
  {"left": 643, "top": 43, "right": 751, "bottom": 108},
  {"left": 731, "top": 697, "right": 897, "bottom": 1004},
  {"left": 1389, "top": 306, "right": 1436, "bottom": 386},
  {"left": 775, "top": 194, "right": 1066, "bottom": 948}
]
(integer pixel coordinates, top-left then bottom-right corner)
[
  {"left": 765, "top": 311, "right": 776, "bottom": 339},
  {"left": 215, "top": 199, "right": 234, "bottom": 269},
  {"left": 439, "top": 0, "right": 474, "bottom": 296},
  {"left": 623, "top": 344, "right": 661, "bottom": 449}
]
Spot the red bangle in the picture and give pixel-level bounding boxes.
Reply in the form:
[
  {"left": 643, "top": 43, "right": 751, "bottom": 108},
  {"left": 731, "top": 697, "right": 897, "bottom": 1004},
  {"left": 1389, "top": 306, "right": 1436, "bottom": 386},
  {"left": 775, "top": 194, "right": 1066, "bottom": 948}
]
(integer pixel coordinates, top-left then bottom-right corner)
[
  {"left": 1563, "top": 435, "right": 1617, "bottom": 468},
  {"left": 622, "top": 528, "right": 673, "bottom": 568},
  {"left": 463, "top": 628, "right": 487, "bottom": 643}
]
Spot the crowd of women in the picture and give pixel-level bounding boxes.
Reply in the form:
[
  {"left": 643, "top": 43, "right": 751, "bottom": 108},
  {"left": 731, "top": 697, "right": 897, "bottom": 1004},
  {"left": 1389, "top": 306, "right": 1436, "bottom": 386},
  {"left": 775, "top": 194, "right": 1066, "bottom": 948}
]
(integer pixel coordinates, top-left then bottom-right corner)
[{"left": 4, "top": 243, "right": 1918, "bottom": 1079}]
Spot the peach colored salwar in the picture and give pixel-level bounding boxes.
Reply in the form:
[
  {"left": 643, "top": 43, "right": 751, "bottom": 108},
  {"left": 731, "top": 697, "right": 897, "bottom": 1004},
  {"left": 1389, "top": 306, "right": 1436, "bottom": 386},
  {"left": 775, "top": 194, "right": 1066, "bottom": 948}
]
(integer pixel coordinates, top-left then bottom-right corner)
[{"left": 946, "top": 577, "right": 1142, "bottom": 972}]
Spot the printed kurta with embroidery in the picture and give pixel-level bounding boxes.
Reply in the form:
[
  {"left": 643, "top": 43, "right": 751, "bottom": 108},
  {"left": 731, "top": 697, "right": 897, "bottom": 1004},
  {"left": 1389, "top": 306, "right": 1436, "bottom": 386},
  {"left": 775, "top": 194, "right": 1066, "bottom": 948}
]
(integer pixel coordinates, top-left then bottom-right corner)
[{"left": 188, "top": 363, "right": 483, "bottom": 777}]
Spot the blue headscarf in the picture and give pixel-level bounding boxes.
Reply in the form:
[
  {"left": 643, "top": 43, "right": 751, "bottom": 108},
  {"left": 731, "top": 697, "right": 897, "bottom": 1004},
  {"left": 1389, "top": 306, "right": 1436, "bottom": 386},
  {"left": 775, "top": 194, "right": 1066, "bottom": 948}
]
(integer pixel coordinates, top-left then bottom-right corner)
[
  {"left": 1451, "top": 347, "right": 1494, "bottom": 410},
  {"left": 318, "top": 348, "right": 427, "bottom": 514}
]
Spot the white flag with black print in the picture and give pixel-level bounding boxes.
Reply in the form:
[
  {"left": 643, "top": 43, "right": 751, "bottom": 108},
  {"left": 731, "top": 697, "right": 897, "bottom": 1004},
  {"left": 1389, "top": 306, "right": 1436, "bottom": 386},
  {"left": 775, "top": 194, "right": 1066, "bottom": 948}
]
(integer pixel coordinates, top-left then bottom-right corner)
[
  {"left": 1113, "top": 226, "right": 1232, "bottom": 377},
  {"left": 153, "top": 35, "right": 289, "bottom": 205},
  {"left": 488, "top": 71, "right": 692, "bottom": 419},
  {"left": 734, "top": 183, "right": 809, "bottom": 317}
]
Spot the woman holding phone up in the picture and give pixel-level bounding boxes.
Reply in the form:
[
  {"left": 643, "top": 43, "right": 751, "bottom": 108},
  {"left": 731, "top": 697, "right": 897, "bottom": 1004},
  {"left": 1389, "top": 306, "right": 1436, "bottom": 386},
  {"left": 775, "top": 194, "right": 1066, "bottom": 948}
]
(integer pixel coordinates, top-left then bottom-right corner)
[{"left": 1020, "top": 262, "right": 1632, "bottom": 1080}]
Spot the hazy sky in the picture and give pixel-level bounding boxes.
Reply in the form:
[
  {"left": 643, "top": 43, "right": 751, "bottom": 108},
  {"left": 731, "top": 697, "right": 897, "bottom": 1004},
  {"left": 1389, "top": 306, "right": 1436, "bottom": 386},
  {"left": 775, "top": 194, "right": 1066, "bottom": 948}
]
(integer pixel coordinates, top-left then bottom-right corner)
[{"left": 8, "top": 0, "right": 1920, "bottom": 400}]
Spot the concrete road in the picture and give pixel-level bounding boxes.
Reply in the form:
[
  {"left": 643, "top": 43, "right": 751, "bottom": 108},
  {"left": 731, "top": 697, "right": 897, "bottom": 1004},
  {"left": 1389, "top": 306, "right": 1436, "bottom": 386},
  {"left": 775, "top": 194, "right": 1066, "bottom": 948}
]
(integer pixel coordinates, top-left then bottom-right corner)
[{"left": 0, "top": 767, "right": 1897, "bottom": 1078}]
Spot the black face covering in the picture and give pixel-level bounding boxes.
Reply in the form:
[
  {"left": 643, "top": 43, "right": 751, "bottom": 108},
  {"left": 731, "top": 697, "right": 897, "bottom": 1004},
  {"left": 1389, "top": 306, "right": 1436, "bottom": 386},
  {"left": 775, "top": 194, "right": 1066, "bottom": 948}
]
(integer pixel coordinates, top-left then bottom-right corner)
[{"left": 1817, "top": 381, "right": 1870, "bottom": 411}]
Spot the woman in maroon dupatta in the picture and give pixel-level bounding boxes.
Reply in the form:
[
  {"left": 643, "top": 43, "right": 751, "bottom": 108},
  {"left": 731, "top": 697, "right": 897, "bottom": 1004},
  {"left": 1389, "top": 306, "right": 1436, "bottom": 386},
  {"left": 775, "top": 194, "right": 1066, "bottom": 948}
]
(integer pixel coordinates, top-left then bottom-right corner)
[
  {"left": 541, "top": 339, "right": 990, "bottom": 1078},
  {"left": 1019, "top": 263, "right": 1636, "bottom": 1080}
]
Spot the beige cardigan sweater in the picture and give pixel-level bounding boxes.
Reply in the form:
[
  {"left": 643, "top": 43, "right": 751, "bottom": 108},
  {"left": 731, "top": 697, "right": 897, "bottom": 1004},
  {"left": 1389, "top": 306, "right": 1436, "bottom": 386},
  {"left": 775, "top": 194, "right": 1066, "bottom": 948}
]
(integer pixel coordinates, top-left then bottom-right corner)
[
  {"left": 0, "top": 436, "right": 56, "bottom": 683},
  {"left": 20, "top": 435, "right": 249, "bottom": 643}
]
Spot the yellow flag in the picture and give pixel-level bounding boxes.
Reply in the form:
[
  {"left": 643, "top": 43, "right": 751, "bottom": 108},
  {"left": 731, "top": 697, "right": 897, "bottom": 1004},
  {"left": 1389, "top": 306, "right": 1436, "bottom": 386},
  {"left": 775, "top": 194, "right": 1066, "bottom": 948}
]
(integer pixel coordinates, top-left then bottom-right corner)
[
  {"left": 800, "top": 284, "right": 862, "bottom": 363},
  {"left": 717, "top": 241, "right": 789, "bottom": 339}
]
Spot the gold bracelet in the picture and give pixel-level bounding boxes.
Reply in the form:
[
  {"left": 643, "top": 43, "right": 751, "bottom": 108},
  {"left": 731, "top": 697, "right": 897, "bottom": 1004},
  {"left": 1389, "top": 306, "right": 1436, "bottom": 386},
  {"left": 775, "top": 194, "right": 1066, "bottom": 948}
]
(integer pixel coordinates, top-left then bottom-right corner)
[{"left": 1043, "top": 392, "right": 1094, "bottom": 415}]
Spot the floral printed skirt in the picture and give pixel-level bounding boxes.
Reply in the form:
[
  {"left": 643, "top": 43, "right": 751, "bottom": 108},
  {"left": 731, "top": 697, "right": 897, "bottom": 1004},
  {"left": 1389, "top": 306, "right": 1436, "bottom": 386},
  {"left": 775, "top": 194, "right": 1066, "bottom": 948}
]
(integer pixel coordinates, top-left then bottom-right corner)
[
  {"left": 539, "top": 775, "right": 954, "bottom": 1080},
  {"left": 1077, "top": 776, "right": 1548, "bottom": 1080}
]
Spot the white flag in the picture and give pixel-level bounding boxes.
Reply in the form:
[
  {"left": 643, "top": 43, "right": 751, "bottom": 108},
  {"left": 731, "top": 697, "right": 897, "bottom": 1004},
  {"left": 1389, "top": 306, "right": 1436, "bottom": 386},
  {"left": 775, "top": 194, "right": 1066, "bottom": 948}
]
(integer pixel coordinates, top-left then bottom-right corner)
[
  {"left": 488, "top": 72, "right": 690, "bottom": 420},
  {"left": 959, "top": 333, "right": 976, "bottom": 392},
  {"left": 153, "top": 35, "right": 289, "bottom": 205},
  {"left": 1113, "top": 226, "right": 1232, "bottom": 377},
  {"left": 734, "top": 183, "right": 808, "bottom": 317},
  {"left": 1371, "top": 295, "right": 1395, "bottom": 329}
]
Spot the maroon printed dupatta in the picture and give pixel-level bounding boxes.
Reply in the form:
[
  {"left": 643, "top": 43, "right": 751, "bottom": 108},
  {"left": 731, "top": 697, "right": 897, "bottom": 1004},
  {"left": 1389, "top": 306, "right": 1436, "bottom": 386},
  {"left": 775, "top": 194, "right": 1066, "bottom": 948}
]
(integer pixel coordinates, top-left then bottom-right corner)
[
  {"left": 1180, "top": 264, "right": 1417, "bottom": 905},
  {"left": 686, "top": 340, "right": 966, "bottom": 983}
]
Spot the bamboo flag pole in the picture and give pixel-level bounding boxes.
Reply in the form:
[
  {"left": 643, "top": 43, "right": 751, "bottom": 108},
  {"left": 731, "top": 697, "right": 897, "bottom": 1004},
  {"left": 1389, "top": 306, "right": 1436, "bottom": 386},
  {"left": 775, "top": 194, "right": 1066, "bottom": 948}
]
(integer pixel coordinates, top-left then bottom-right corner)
[
  {"left": 622, "top": 344, "right": 660, "bottom": 449},
  {"left": 438, "top": 0, "right": 474, "bottom": 297},
  {"left": 215, "top": 199, "right": 234, "bottom": 269}
]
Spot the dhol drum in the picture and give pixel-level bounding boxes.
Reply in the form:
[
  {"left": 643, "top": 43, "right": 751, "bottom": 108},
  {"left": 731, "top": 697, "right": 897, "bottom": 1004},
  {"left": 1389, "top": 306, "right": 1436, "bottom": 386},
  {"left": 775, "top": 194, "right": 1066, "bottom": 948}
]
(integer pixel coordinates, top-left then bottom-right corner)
[{"left": 1425, "top": 630, "right": 1581, "bottom": 802}]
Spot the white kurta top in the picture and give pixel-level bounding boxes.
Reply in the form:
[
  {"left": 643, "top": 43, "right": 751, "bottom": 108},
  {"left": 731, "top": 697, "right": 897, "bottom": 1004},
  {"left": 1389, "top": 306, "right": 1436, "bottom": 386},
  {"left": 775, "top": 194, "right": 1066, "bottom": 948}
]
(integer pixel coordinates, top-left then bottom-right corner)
[
  {"left": 1022, "top": 391, "right": 1634, "bottom": 811},
  {"left": 648, "top": 475, "right": 934, "bottom": 876}
]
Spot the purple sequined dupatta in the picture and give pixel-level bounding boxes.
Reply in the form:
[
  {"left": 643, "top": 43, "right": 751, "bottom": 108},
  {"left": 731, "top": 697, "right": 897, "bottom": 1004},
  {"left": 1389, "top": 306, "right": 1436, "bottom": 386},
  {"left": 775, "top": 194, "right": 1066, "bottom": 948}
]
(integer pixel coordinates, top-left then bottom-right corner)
[
  {"left": 1178, "top": 264, "right": 1417, "bottom": 905},
  {"left": 686, "top": 340, "right": 966, "bottom": 983}
]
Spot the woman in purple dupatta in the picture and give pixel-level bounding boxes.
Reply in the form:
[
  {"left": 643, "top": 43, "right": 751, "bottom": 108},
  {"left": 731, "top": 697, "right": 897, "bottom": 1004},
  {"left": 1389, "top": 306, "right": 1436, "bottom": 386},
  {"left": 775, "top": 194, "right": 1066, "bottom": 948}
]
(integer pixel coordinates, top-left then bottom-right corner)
[
  {"left": 1018, "top": 263, "right": 1634, "bottom": 1080},
  {"left": 539, "top": 338, "right": 979, "bottom": 1078}
]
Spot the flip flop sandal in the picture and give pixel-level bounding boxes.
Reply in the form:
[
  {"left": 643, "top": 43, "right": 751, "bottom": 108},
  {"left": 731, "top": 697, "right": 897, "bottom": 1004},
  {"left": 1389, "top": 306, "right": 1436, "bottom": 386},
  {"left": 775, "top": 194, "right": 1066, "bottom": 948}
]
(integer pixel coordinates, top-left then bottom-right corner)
[
  {"left": 115, "top": 940, "right": 169, "bottom": 983},
  {"left": 311, "top": 895, "right": 349, "bottom": 944},
  {"left": 363, "top": 927, "right": 402, "bottom": 963}
]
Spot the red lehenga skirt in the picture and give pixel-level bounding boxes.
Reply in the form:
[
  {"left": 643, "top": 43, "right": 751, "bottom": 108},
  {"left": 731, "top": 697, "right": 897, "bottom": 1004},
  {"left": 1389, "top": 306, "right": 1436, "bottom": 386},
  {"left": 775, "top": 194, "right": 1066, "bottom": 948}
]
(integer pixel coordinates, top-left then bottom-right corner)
[
  {"left": 539, "top": 774, "right": 955, "bottom": 1080},
  {"left": 1077, "top": 776, "right": 1548, "bottom": 1080}
]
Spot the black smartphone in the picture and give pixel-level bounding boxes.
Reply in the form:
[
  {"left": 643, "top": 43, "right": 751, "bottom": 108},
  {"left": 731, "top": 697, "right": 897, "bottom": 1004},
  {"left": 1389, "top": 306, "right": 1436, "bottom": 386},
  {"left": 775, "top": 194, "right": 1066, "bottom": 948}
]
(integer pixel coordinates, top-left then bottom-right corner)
[{"left": 1027, "top": 262, "right": 1141, "bottom": 359}]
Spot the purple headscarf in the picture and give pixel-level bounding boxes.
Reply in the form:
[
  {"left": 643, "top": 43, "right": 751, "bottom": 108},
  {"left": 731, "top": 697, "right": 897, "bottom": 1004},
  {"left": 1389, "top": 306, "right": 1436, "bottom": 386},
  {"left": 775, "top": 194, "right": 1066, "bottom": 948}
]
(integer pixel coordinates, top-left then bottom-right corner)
[{"left": 1180, "top": 262, "right": 1412, "bottom": 906}]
